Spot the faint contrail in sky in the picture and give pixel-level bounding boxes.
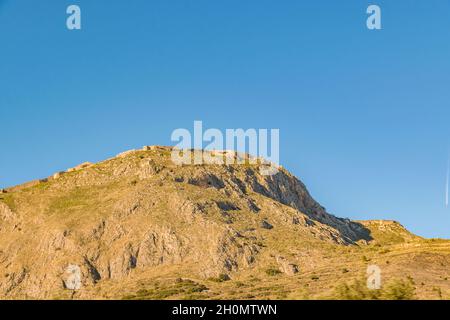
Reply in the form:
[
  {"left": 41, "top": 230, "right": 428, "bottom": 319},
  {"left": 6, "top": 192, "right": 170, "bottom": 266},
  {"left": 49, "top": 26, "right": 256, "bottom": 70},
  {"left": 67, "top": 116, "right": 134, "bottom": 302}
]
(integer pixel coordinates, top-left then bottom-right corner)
[{"left": 446, "top": 155, "right": 449, "bottom": 208}]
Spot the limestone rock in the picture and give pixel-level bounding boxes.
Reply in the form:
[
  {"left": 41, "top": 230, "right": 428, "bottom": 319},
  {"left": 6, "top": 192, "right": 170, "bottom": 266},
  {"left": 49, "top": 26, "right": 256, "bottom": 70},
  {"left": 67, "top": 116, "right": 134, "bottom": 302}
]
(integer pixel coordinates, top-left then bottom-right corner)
[
  {"left": 276, "top": 256, "right": 299, "bottom": 275},
  {"left": 62, "top": 264, "right": 82, "bottom": 290}
]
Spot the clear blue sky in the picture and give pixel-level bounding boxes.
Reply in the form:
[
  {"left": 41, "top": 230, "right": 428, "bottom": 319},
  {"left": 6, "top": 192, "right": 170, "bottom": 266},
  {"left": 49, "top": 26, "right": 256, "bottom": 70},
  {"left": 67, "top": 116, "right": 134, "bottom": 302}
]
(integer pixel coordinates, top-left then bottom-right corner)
[{"left": 1, "top": 0, "right": 450, "bottom": 238}]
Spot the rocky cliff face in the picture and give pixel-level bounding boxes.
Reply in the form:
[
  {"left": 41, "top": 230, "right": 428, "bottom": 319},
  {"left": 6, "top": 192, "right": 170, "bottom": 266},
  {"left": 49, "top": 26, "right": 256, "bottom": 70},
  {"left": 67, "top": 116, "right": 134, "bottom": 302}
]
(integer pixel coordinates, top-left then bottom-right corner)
[{"left": 0, "top": 146, "right": 439, "bottom": 300}]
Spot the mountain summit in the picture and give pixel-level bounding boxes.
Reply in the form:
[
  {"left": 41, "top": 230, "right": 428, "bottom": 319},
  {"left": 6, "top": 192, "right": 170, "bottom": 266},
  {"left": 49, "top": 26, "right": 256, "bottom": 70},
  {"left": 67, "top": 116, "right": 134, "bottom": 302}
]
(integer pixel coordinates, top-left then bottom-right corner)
[{"left": 0, "top": 146, "right": 449, "bottom": 299}]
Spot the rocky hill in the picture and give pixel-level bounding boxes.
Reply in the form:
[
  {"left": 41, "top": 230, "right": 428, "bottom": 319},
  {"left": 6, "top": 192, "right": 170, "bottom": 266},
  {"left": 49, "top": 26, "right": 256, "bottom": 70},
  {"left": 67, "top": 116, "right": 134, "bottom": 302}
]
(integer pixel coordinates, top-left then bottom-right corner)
[{"left": 1, "top": 146, "right": 449, "bottom": 300}]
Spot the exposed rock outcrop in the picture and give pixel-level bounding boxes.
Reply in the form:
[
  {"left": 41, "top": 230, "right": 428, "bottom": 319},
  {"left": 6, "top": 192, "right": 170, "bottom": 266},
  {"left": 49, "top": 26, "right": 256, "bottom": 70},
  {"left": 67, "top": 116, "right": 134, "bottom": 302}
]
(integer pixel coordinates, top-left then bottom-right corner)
[{"left": 0, "top": 146, "right": 375, "bottom": 299}]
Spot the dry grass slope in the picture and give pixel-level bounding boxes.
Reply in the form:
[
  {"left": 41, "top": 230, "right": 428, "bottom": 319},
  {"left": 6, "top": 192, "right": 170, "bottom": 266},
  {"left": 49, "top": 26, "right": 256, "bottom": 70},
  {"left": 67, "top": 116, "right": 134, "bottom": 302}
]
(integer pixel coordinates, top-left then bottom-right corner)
[{"left": 0, "top": 146, "right": 449, "bottom": 300}]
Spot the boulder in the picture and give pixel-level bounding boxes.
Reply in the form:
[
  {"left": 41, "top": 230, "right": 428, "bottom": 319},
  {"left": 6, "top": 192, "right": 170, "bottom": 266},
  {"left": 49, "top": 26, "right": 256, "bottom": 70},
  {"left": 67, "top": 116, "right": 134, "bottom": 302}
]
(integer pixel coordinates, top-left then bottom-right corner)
[
  {"left": 276, "top": 256, "right": 299, "bottom": 275},
  {"left": 261, "top": 220, "right": 273, "bottom": 230}
]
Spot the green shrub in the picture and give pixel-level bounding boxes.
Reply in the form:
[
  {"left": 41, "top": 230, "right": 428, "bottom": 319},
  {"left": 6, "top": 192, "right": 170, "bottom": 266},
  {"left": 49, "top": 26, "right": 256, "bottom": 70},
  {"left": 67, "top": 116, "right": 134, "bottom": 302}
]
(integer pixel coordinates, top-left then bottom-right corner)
[
  {"left": 333, "top": 279, "right": 380, "bottom": 300},
  {"left": 208, "top": 274, "right": 231, "bottom": 282},
  {"left": 382, "top": 279, "right": 415, "bottom": 300},
  {"left": 332, "top": 278, "right": 415, "bottom": 300},
  {"left": 265, "top": 268, "right": 282, "bottom": 276}
]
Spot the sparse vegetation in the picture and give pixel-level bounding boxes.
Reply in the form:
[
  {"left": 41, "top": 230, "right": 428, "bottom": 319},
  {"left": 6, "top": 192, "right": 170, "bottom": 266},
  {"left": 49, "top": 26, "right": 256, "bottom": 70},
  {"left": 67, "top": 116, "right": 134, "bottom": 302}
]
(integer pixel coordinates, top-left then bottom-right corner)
[
  {"left": 265, "top": 268, "right": 282, "bottom": 276},
  {"left": 122, "top": 279, "right": 208, "bottom": 300},
  {"left": 332, "top": 278, "right": 415, "bottom": 300},
  {"left": 382, "top": 279, "right": 415, "bottom": 300},
  {"left": 1, "top": 147, "right": 449, "bottom": 300},
  {"left": 0, "top": 194, "right": 16, "bottom": 211},
  {"left": 208, "top": 274, "right": 231, "bottom": 283}
]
